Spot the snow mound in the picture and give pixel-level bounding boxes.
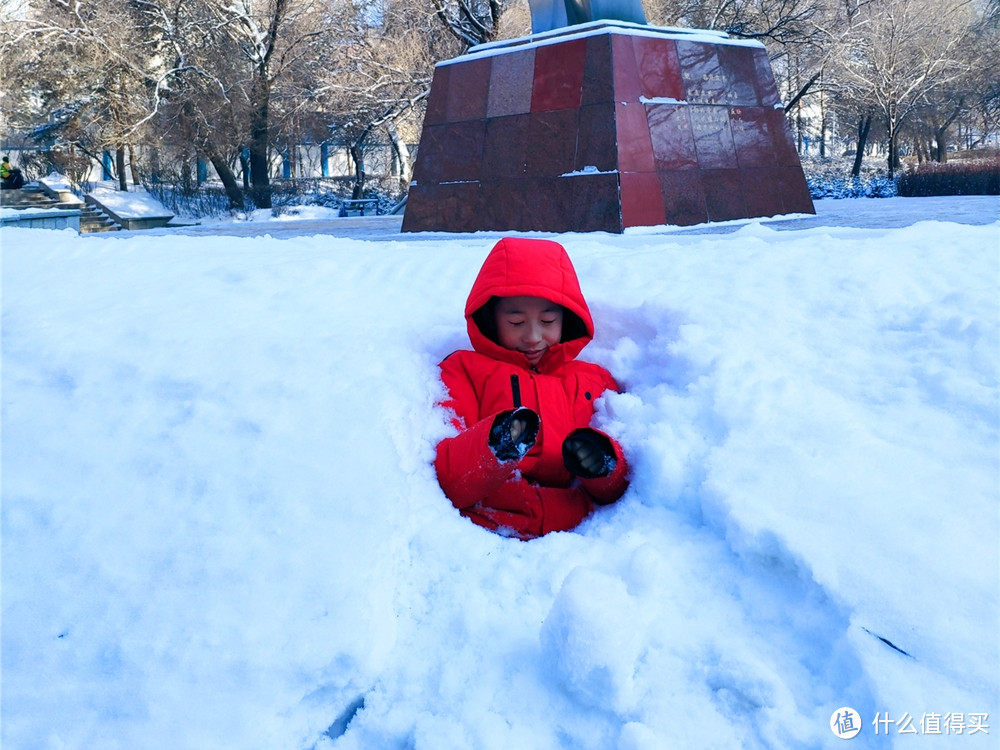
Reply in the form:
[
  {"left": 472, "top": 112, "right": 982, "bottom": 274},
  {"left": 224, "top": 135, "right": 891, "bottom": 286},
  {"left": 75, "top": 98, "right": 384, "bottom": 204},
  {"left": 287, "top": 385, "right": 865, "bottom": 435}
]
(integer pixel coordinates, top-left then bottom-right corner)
[{"left": 2, "top": 207, "right": 997, "bottom": 749}]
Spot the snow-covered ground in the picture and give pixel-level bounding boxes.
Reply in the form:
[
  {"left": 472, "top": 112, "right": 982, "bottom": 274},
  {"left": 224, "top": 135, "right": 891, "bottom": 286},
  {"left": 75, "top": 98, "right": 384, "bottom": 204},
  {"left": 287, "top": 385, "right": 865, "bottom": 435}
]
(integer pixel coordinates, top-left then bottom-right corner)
[
  {"left": 86, "top": 182, "right": 175, "bottom": 219},
  {"left": 2, "top": 196, "right": 998, "bottom": 749}
]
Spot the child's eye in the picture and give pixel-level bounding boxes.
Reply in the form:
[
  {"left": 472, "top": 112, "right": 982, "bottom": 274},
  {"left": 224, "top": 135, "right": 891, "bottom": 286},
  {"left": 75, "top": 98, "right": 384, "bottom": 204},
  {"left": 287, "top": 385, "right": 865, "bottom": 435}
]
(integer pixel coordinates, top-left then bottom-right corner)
[{"left": 542, "top": 319, "right": 556, "bottom": 325}]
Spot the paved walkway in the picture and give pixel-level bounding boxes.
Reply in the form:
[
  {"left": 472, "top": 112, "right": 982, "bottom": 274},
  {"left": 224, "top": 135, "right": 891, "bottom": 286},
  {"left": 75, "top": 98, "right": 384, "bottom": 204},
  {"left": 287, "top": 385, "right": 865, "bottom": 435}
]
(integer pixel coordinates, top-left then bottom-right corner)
[{"left": 114, "top": 195, "right": 999, "bottom": 241}]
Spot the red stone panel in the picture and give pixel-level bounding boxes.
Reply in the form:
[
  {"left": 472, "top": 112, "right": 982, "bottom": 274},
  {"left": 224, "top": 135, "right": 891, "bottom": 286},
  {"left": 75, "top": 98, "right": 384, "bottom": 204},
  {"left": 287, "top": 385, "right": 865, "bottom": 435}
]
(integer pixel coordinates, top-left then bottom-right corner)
[
  {"left": 576, "top": 103, "right": 618, "bottom": 172},
  {"left": 774, "top": 167, "right": 814, "bottom": 214},
  {"left": 482, "top": 114, "right": 530, "bottom": 179},
  {"left": 716, "top": 45, "right": 760, "bottom": 106},
  {"left": 521, "top": 177, "right": 577, "bottom": 232},
  {"left": 582, "top": 34, "right": 615, "bottom": 106},
  {"left": 567, "top": 172, "right": 622, "bottom": 232},
  {"left": 400, "top": 184, "right": 435, "bottom": 232},
  {"left": 481, "top": 179, "right": 529, "bottom": 230},
  {"left": 484, "top": 175, "right": 615, "bottom": 233},
  {"left": 411, "top": 121, "right": 486, "bottom": 183},
  {"left": 621, "top": 171, "right": 667, "bottom": 228},
  {"left": 752, "top": 48, "right": 781, "bottom": 108},
  {"left": 445, "top": 57, "right": 491, "bottom": 122},
  {"left": 730, "top": 106, "right": 776, "bottom": 168},
  {"left": 423, "top": 65, "right": 451, "bottom": 127},
  {"left": 647, "top": 104, "right": 698, "bottom": 170},
  {"left": 615, "top": 102, "right": 655, "bottom": 172},
  {"left": 611, "top": 34, "right": 642, "bottom": 103},
  {"left": 740, "top": 168, "right": 784, "bottom": 218},
  {"left": 689, "top": 105, "right": 738, "bottom": 169},
  {"left": 701, "top": 168, "right": 748, "bottom": 221},
  {"left": 531, "top": 39, "right": 586, "bottom": 112},
  {"left": 633, "top": 36, "right": 684, "bottom": 101},
  {"left": 766, "top": 108, "right": 801, "bottom": 167},
  {"left": 677, "top": 41, "right": 726, "bottom": 105},
  {"left": 488, "top": 49, "right": 536, "bottom": 118},
  {"left": 525, "top": 109, "right": 580, "bottom": 177},
  {"left": 401, "top": 182, "right": 483, "bottom": 233},
  {"left": 482, "top": 175, "right": 616, "bottom": 233},
  {"left": 658, "top": 170, "right": 709, "bottom": 226}
]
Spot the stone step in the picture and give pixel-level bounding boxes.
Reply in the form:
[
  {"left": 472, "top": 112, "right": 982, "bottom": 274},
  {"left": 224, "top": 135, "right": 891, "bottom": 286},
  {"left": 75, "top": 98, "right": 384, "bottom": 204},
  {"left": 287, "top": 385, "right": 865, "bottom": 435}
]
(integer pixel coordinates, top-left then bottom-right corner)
[
  {"left": 1, "top": 185, "right": 122, "bottom": 232},
  {"left": 0, "top": 186, "right": 53, "bottom": 207},
  {"left": 80, "top": 205, "right": 121, "bottom": 233}
]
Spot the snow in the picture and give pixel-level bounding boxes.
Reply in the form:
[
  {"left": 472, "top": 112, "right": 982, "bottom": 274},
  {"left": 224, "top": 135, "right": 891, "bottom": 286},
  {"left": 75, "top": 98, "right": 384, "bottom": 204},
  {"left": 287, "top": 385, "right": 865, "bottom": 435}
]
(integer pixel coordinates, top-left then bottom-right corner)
[
  {"left": 639, "top": 96, "right": 688, "bottom": 105},
  {"left": 0, "top": 206, "right": 53, "bottom": 218},
  {"left": 87, "top": 181, "right": 173, "bottom": 219},
  {"left": 457, "top": 20, "right": 761, "bottom": 66},
  {"left": 2, "top": 196, "right": 998, "bottom": 749},
  {"left": 38, "top": 172, "right": 74, "bottom": 192}
]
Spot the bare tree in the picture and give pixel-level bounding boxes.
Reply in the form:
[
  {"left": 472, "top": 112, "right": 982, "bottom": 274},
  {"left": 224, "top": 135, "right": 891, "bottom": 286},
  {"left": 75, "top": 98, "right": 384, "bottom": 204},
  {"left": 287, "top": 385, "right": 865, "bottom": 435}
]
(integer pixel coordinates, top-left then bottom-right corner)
[
  {"left": 315, "top": 0, "right": 465, "bottom": 196},
  {"left": 140, "top": 0, "right": 339, "bottom": 208},
  {"left": 203, "top": 0, "right": 336, "bottom": 208},
  {"left": 431, "top": 0, "right": 509, "bottom": 48},
  {"left": 4, "top": 0, "right": 168, "bottom": 189},
  {"left": 965, "top": 0, "right": 1000, "bottom": 149},
  {"left": 646, "top": 0, "right": 827, "bottom": 47},
  {"left": 837, "top": 0, "right": 975, "bottom": 176}
]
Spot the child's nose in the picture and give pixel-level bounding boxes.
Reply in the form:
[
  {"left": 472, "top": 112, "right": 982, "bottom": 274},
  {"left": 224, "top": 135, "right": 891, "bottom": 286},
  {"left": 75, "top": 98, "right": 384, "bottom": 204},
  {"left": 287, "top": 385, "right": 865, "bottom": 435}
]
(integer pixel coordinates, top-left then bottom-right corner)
[{"left": 523, "top": 322, "right": 543, "bottom": 343}]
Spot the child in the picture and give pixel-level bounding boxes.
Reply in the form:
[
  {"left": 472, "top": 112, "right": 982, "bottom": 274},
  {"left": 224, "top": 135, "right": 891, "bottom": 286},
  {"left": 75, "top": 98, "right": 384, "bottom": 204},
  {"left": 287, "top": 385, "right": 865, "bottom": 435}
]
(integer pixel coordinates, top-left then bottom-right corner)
[{"left": 434, "top": 237, "right": 629, "bottom": 539}]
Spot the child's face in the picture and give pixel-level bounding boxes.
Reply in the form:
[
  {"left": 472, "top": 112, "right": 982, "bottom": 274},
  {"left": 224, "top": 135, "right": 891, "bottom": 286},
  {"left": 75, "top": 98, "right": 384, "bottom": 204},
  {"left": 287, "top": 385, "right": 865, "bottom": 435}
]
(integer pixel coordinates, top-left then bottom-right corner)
[{"left": 494, "top": 296, "right": 564, "bottom": 366}]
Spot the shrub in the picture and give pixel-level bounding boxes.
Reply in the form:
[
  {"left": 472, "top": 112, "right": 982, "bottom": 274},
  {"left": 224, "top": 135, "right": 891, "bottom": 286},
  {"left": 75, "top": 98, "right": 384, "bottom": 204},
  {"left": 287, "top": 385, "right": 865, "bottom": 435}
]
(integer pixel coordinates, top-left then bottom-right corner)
[
  {"left": 896, "top": 158, "right": 1000, "bottom": 197},
  {"left": 806, "top": 174, "right": 897, "bottom": 200},
  {"left": 143, "top": 182, "right": 236, "bottom": 219},
  {"left": 801, "top": 155, "right": 897, "bottom": 200},
  {"left": 140, "top": 176, "right": 408, "bottom": 219},
  {"left": 269, "top": 176, "right": 406, "bottom": 215}
]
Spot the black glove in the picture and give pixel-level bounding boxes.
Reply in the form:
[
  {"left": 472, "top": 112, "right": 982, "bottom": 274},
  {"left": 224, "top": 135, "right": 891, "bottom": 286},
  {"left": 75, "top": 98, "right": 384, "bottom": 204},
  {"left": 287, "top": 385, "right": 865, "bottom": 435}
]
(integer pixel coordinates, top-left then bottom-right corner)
[
  {"left": 562, "top": 428, "right": 616, "bottom": 479},
  {"left": 489, "top": 407, "right": 540, "bottom": 462}
]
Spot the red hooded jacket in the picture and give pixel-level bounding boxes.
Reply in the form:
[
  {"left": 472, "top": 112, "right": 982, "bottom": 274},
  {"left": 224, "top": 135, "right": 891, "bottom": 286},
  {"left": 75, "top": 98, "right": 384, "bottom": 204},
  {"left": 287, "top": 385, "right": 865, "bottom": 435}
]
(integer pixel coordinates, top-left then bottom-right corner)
[{"left": 434, "top": 238, "right": 629, "bottom": 539}]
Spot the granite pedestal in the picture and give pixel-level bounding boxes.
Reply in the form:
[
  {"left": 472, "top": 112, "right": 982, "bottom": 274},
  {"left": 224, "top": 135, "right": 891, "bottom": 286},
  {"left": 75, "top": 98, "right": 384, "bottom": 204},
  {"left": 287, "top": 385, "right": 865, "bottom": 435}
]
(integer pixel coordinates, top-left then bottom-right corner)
[{"left": 402, "top": 21, "right": 814, "bottom": 233}]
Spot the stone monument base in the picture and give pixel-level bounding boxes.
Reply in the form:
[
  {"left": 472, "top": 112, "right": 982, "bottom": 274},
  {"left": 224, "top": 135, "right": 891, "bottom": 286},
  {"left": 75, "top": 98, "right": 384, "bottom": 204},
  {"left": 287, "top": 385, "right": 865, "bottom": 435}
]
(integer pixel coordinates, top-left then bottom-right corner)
[{"left": 402, "top": 21, "right": 814, "bottom": 234}]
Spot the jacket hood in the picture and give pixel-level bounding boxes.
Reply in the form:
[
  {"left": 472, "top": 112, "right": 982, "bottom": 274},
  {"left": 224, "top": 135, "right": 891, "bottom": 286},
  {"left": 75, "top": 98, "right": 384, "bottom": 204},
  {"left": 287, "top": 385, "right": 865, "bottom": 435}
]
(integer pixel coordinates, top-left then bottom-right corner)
[{"left": 465, "top": 238, "right": 594, "bottom": 370}]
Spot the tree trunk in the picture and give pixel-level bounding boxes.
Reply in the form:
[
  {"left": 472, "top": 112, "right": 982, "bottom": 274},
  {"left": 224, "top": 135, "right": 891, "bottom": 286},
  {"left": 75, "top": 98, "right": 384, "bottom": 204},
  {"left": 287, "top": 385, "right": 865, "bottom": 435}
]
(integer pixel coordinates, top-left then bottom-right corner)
[
  {"left": 934, "top": 129, "right": 948, "bottom": 162},
  {"left": 851, "top": 115, "right": 872, "bottom": 178},
  {"left": 209, "top": 152, "right": 246, "bottom": 210},
  {"left": 128, "top": 144, "right": 141, "bottom": 186},
  {"left": 785, "top": 70, "right": 823, "bottom": 112},
  {"left": 796, "top": 103, "right": 804, "bottom": 154},
  {"left": 116, "top": 145, "right": 128, "bottom": 191},
  {"left": 932, "top": 101, "right": 963, "bottom": 163},
  {"left": 887, "top": 129, "right": 900, "bottom": 179},
  {"left": 248, "top": 78, "right": 272, "bottom": 209},
  {"left": 387, "top": 122, "right": 411, "bottom": 192},
  {"left": 181, "top": 160, "right": 193, "bottom": 194},
  {"left": 240, "top": 151, "right": 251, "bottom": 191},
  {"left": 819, "top": 93, "right": 827, "bottom": 159},
  {"left": 350, "top": 141, "right": 366, "bottom": 199}
]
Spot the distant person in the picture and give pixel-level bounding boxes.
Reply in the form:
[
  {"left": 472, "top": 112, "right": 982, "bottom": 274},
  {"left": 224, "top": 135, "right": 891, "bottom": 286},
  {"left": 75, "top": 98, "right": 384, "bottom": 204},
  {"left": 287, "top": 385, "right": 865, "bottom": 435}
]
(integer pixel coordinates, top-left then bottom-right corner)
[
  {"left": 434, "top": 237, "right": 630, "bottom": 539},
  {"left": 1, "top": 155, "right": 24, "bottom": 189}
]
